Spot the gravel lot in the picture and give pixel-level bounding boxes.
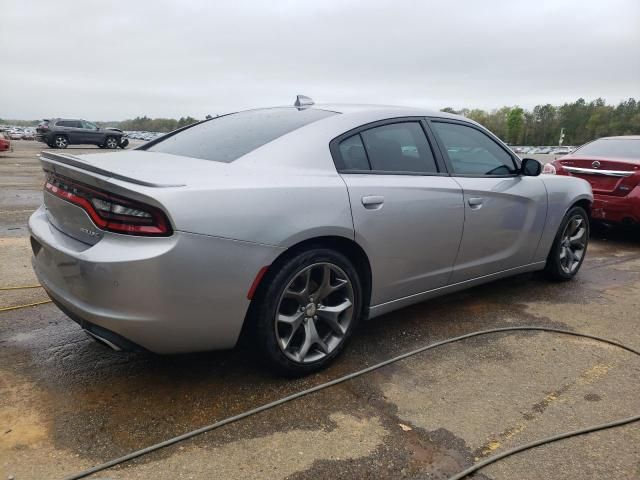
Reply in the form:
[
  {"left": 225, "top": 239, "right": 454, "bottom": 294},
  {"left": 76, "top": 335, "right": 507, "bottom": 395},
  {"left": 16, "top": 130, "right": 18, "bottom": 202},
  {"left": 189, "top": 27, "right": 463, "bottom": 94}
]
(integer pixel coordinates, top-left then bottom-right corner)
[{"left": 1, "top": 141, "right": 639, "bottom": 479}]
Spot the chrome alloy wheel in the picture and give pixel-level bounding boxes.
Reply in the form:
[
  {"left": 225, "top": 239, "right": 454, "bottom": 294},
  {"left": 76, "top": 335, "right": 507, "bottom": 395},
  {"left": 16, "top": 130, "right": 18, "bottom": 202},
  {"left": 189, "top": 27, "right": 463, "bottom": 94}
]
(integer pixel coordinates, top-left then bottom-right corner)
[
  {"left": 559, "top": 215, "right": 587, "bottom": 274},
  {"left": 275, "top": 262, "right": 355, "bottom": 364},
  {"left": 105, "top": 137, "right": 118, "bottom": 149},
  {"left": 55, "top": 136, "right": 68, "bottom": 148}
]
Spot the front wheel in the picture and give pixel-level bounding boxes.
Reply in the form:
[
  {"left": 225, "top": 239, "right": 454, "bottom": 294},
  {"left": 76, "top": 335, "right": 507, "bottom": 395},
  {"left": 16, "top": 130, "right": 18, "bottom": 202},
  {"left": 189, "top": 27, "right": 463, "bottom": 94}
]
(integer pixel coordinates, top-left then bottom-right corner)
[
  {"left": 104, "top": 136, "right": 118, "bottom": 149},
  {"left": 254, "top": 248, "right": 363, "bottom": 376},
  {"left": 545, "top": 206, "right": 589, "bottom": 280}
]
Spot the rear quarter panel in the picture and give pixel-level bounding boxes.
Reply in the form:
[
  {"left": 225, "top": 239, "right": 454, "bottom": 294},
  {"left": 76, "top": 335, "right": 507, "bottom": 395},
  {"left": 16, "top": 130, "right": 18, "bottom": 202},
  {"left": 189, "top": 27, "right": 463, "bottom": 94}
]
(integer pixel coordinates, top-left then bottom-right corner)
[
  {"left": 533, "top": 175, "right": 593, "bottom": 262},
  {"left": 148, "top": 171, "right": 355, "bottom": 247}
]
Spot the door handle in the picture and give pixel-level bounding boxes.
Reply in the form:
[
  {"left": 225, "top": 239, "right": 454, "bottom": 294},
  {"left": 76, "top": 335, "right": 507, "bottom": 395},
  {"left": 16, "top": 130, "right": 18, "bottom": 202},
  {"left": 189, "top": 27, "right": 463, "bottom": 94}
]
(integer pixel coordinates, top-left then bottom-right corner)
[
  {"left": 468, "top": 197, "right": 484, "bottom": 209},
  {"left": 361, "top": 195, "right": 384, "bottom": 209}
]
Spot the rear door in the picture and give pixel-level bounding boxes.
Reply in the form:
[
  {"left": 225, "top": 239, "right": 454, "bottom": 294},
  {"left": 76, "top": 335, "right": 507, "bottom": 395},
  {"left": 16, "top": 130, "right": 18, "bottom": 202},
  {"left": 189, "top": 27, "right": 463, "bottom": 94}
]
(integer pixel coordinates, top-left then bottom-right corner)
[
  {"left": 428, "top": 119, "right": 547, "bottom": 283},
  {"left": 55, "top": 120, "right": 83, "bottom": 143},
  {"left": 332, "top": 119, "right": 465, "bottom": 305}
]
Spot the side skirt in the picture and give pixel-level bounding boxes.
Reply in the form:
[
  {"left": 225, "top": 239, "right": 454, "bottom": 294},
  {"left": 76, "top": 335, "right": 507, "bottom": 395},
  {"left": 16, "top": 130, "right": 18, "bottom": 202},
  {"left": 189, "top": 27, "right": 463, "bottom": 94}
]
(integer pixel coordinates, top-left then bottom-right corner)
[{"left": 368, "top": 262, "right": 546, "bottom": 319}]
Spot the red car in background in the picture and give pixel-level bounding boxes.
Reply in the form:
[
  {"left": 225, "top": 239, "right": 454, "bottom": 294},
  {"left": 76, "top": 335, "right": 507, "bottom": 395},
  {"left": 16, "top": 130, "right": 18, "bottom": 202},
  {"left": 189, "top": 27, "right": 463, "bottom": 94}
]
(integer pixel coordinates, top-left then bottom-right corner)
[
  {"left": 544, "top": 136, "right": 640, "bottom": 226},
  {"left": 0, "top": 132, "right": 12, "bottom": 153}
]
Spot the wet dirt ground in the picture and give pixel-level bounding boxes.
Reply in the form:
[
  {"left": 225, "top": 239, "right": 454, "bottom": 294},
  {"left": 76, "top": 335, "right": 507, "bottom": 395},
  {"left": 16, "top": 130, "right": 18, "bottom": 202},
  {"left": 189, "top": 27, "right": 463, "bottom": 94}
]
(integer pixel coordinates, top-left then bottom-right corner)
[{"left": 1, "top": 141, "right": 639, "bottom": 479}]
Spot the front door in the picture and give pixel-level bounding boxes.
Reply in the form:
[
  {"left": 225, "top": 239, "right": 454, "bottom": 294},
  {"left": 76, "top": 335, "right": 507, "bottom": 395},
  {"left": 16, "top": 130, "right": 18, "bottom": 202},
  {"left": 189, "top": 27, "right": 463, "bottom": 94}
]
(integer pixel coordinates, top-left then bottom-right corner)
[
  {"left": 429, "top": 120, "right": 547, "bottom": 283},
  {"left": 333, "top": 119, "right": 465, "bottom": 305},
  {"left": 80, "top": 120, "right": 103, "bottom": 145}
]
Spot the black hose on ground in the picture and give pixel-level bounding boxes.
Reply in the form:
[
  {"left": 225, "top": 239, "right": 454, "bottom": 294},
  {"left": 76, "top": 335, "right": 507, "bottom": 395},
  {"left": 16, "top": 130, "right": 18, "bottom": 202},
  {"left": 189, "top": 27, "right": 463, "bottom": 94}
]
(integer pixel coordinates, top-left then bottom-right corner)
[{"left": 62, "top": 326, "right": 640, "bottom": 480}]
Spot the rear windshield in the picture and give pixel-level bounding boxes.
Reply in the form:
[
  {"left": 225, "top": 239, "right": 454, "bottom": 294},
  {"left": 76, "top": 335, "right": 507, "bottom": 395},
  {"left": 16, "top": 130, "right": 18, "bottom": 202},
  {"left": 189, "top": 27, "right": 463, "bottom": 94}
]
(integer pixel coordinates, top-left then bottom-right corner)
[
  {"left": 145, "top": 108, "right": 337, "bottom": 162},
  {"left": 574, "top": 138, "right": 640, "bottom": 159}
]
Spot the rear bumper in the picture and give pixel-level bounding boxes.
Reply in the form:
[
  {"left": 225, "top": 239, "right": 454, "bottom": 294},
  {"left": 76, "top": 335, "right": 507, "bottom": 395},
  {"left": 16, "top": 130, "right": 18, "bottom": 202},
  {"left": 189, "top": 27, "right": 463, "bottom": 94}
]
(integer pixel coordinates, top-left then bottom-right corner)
[
  {"left": 592, "top": 186, "right": 640, "bottom": 224},
  {"left": 29, "top": 205, "right": 283, "bottom": 353}
]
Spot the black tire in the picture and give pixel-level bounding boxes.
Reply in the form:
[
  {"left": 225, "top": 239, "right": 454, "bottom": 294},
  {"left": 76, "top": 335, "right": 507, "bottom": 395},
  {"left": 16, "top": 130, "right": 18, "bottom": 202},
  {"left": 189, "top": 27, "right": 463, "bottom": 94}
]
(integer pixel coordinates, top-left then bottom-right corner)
[
  {"left": 53, "top": 135, "right": 68, "bottom": 149},
  {"left": 253, "top": 248, "right": 363, "bottom": 376},
  {"left": 104, "top": 136, "right": 118, "bottom": 149},
  {"left": 545, "top": 206, "right": 589, "bottom": 281}
]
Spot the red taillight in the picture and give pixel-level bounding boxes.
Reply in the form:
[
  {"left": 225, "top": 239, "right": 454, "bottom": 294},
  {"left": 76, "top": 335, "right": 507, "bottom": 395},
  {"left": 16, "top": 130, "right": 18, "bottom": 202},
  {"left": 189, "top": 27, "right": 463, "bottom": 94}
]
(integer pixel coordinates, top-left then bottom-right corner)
[{"left": 44, "top": 172, "right": 172, "bottom": 236}]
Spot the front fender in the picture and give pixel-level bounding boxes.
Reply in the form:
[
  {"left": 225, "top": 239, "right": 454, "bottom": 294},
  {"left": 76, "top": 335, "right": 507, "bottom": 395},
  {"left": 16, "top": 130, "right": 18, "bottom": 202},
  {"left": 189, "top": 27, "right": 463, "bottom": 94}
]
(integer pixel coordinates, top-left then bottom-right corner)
[{"left": 533, "top": 175, "right": 593, "bottom": 262}]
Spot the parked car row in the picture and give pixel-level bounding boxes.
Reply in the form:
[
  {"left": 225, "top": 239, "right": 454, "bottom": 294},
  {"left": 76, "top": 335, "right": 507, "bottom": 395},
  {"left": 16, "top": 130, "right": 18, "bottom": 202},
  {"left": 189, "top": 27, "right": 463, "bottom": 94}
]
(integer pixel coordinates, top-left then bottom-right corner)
[
  {"left": 125, "top": 131, "right": 165, "bottom": 142},
  {"left": 512, "top": 146, "right": 575, "bottom": 155},
  {"left": 0, "top": 126, "right": 37, "bottom": 140}
]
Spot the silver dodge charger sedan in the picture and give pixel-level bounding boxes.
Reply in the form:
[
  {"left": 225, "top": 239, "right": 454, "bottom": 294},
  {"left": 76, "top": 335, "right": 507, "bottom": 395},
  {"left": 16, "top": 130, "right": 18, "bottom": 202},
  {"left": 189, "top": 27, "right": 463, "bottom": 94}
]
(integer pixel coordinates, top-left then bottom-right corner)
[{"left": 30, "top": 97, "right": 593, "bottom": 375}]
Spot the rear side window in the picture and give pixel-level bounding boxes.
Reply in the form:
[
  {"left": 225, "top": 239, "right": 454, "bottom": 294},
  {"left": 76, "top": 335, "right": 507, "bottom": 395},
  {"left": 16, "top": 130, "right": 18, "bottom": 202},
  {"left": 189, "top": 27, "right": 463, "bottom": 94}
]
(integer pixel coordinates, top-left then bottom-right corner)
[
  {"left": 432, "top": 122, "right": 517, "bottom": 176},
  {"left": 336, "top": 122, "right": 439, "bottom": 174},
  {"left": 338, "top": 135, "right": 369, "bottom": 170},
  {"left": 57, "top": 120, "right": 81, "bottom": 128},
  {"left": 146, "top": 108, "right": 336, "bottom": 163},
  {"left": 361, "top": 123, "right": 438, "bottom": 173}
]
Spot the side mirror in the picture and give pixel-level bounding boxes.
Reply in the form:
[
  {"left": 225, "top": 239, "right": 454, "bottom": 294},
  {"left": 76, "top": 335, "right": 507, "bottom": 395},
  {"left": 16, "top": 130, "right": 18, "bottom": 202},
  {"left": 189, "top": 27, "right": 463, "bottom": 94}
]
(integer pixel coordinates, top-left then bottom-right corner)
[{"left": 521, "top": 158, "right": 542, "bottom": 176}]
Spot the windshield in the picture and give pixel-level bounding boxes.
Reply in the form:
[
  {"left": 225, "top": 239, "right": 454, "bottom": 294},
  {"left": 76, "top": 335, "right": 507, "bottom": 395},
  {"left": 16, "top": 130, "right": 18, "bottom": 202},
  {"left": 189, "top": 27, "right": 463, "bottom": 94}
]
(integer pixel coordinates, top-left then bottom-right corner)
[
  {"left": 574, "top": 138, "right": 640, "bottom": 159},
  {"left": 145, "top": 108, "right": 337, "bottom": 163}
]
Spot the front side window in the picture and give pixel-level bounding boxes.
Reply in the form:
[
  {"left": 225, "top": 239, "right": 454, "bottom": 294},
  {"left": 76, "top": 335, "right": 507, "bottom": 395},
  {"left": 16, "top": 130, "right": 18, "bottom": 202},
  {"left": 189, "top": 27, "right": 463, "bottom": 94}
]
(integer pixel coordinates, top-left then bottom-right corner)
[
  {"left": 432, "top": 122, "right": 517, "bottom": 176},
  {"left": 338, "top": 122, "right": 438, "bottom": 174},
  {"left": 81, "top": 121, "right": 98, "bottom": 130},
  {"left": 146, "top": 108, "right": 336, "bottom": 163}
]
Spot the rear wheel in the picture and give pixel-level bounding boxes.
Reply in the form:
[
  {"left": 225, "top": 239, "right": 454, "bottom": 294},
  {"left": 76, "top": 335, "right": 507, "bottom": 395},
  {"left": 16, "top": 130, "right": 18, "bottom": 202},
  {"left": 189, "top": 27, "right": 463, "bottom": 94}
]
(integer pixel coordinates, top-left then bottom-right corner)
[
  {"left": 104, "top": 136, "right": 118, "bottom": 149},
  {"left": 545, "top": 206, "right": 589, "bottom": 280},
  {"left": 254, "top": 248, "right": 363, "bottom": 376},
  {"left": 53, "top": 135, "right": 68, "bottom": 149}
]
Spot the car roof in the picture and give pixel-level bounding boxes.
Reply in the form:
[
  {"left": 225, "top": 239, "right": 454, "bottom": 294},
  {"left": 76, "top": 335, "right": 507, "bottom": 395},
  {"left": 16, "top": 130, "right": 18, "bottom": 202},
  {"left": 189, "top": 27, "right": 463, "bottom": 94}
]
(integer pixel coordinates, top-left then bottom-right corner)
[
  {"left": 312, "top": 103, "right": 465, "bottom": 120},
  {"left": 593, "top": 135, "right": 640, "bottom": 140}
]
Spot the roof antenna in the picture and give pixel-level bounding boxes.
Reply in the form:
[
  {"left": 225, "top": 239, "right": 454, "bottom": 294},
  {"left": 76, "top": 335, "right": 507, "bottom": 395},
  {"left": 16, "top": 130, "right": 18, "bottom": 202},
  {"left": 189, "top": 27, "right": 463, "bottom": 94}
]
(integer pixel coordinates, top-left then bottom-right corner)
[{"left": 294, "top": 95, "right": 314, "bottom": 109}]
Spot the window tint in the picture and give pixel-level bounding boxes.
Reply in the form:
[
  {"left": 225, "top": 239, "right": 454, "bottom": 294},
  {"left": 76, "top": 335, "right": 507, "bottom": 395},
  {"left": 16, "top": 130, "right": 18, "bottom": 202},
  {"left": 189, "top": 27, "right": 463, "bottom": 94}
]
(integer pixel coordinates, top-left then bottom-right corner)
[
  {"left": 81, "top": 121, "right": 98, "bottom": 130},
  {"left": 58, "top": 120, "right": 81, "bottom": 128},
  {"left": 574, "top": 138, "right": 640, "bottom": 159},
  {"left": 359, "top": 122, "right": 438, "bottom": 173},
  {"left": 146, "top": 108, "right": 336, "bottom": 163},
  {"left": 432, "top": 122, "right": 517, "bottom": 176},
  {"left": 338, "top": 134, "right": 369, "bottom": 170}
]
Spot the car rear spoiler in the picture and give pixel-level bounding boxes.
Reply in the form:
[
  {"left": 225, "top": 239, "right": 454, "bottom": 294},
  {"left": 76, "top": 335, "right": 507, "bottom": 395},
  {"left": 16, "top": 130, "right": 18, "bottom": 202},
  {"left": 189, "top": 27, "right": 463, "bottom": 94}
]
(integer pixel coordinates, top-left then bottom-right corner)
[{"left": 39, "top": 151, "right": 184, "bottom": 188}]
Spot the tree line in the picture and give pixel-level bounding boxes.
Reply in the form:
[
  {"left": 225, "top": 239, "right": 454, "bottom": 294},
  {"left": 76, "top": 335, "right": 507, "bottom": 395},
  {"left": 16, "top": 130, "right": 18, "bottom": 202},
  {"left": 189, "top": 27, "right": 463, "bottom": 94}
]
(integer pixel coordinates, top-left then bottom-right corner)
[
  {"left": 442, "top": 98, "right": 640, "bottom": 146},
  {"left": 4, "top": 97, "right": 639, "bottom": 143},
  {"left": 100, "top": 116, "right": 200, "bottom": 132}
]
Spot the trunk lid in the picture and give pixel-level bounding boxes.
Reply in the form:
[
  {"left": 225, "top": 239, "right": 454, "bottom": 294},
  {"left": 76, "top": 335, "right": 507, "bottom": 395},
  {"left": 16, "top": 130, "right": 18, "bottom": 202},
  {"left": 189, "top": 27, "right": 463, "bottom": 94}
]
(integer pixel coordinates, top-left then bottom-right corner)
[
  {"left": 557, "top": 155, "right": 640, "bottom": 196},
  {"left": 40, "top": 149, "right": 234, "bottom": 187},
  {"left": 38, "top": 150, "right": 233, "bottom": 244}
]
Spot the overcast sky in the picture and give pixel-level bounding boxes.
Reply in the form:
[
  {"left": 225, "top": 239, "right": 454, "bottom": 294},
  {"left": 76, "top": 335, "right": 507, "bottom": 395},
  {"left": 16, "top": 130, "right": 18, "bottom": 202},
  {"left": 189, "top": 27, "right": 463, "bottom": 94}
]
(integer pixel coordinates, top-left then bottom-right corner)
[{"left": 1, "top": 0, "right": 638, "bottom": 120}]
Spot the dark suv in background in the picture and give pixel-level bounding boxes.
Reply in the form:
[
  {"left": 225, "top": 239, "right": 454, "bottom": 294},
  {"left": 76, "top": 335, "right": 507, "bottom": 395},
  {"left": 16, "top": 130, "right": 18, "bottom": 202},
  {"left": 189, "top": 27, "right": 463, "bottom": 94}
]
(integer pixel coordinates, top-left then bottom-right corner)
[{"left": 36, "top": 119, "right": 128, "bottom": 149}]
